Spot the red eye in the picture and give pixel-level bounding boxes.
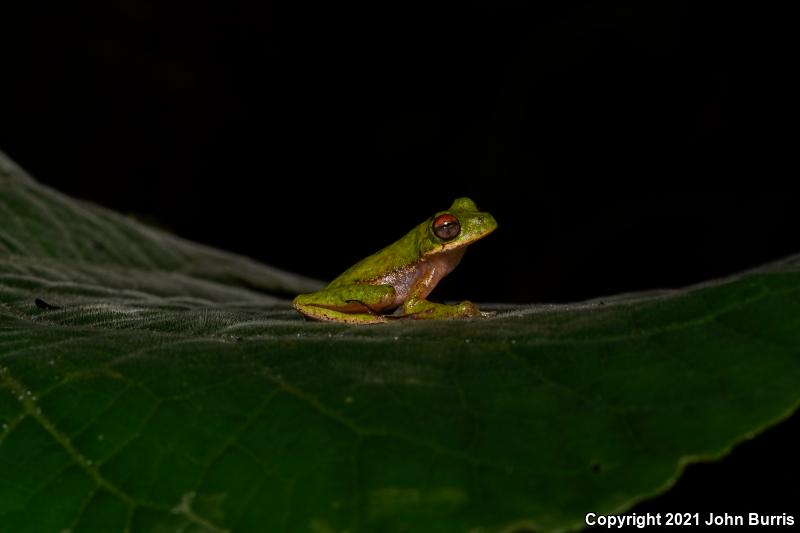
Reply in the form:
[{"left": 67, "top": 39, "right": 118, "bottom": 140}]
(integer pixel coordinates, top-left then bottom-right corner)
[{"left": 432, "top": 214, "right": 461, "bottom": 241}]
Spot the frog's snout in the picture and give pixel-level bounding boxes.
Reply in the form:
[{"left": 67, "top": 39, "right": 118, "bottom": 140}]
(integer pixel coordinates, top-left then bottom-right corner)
[{"left": 482, "top": 213, "right": 498, "bottom": 230}]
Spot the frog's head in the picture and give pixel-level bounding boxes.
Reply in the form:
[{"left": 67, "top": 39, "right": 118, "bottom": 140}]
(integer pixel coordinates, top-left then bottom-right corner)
[{"left": 420, "top": 197, "right": 497, "bottom": 257}]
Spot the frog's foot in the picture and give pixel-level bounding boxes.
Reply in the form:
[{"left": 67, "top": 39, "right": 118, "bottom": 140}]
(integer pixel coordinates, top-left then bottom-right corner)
[
  {"left": 403, "top": 299, "right": 484, "bottom": 320},
  {"left": 293, "top": 285, "right": 396, "bottom": 325}
]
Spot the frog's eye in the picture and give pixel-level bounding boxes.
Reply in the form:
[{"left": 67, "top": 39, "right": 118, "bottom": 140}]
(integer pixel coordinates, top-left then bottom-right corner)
[{"left": 432, "top": 214, "right": 461, "bottom": 241}]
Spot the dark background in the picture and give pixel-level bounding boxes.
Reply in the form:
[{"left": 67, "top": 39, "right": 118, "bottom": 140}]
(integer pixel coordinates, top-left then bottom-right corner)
[{"left": 1, "top": 0, "right": 796, "bottom": 527}]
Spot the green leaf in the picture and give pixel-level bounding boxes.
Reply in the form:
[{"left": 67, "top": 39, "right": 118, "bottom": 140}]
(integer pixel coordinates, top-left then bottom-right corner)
[{"left": 1, "top": 149, "right": 799, "bottom": 532}]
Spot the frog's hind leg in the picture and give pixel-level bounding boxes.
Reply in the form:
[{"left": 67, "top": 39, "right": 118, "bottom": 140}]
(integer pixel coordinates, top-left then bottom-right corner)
[{"left": 292, "top": 284, "right": 397, "bottom": 324}]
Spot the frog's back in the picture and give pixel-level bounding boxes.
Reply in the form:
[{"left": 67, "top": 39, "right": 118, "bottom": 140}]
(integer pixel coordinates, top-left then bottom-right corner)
[{"left": 328, "top": 224, "right": 424, "bottom": 286}]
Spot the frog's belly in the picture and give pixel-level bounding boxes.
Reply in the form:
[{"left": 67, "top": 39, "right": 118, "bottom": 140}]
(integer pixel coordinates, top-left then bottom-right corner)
[
  {"left": 368, "top": 264, "right": 421, "bottom": 310},
  {"left": 364, "top": 248, "right": 465, "bottom": 312}
]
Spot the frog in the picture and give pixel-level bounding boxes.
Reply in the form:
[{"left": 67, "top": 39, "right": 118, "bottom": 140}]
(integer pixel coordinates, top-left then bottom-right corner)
[{"left": 292, "top": 197, "right": 497, "bottom": 324}]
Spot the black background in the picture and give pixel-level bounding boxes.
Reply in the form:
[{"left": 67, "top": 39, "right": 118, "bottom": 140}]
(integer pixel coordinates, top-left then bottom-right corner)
[{"left": 1, "top": 0, "right": 797, "bottom": 528}]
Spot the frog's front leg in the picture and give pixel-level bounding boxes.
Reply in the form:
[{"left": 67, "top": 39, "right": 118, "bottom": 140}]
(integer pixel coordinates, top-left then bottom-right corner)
[
  {"left": 403, "top": 297, "right": 481, "bottom": 319},
  {"left": 293, "top": 284, "right": 397, "bottom": 324},
  {"left": 402, "top": 269, "right": 481, "bottom": 320}
]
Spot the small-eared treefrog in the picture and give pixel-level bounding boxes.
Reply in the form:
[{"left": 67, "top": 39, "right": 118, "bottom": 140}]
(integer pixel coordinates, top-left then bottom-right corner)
[{"left": 293, "top": 197, "right": 497, "bottom": 324}]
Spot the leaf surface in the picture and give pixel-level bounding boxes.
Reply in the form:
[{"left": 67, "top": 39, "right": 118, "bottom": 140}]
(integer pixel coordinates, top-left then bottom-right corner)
[{"left": 1, "top": 151, "right": 799, "bottom": 532}]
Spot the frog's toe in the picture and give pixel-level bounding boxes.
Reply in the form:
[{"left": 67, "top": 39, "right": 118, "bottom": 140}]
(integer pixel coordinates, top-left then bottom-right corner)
[{"left": 457, "top": 301, "right": 482, "bottom": 317}]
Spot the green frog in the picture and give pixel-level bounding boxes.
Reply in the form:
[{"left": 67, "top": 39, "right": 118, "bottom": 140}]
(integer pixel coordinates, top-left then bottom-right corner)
[{"left": 293, "top": 197, "right": 497, "bottom": 324}]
